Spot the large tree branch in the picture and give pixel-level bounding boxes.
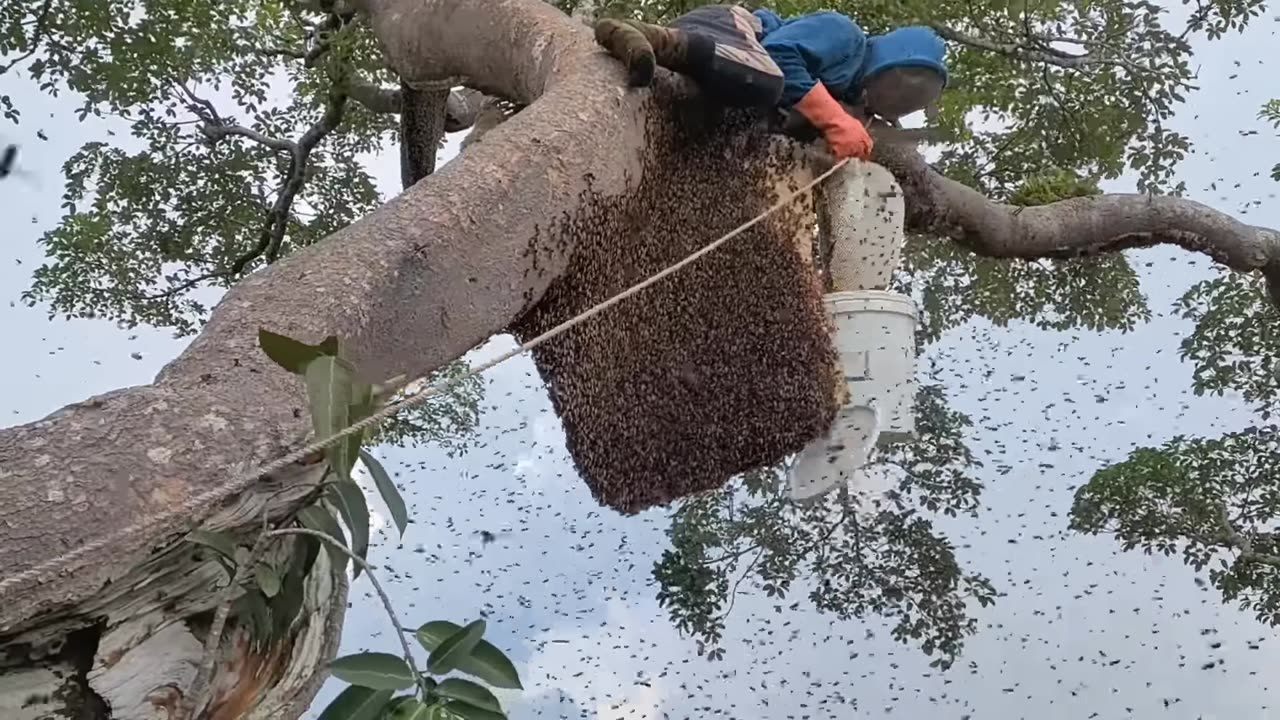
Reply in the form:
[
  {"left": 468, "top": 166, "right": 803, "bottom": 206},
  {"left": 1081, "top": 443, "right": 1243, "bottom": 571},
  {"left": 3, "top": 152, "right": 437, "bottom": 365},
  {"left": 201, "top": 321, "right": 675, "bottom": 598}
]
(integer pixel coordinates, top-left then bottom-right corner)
[
  {"left": 874, "top": 140, "right": 1280, "bottom": 307},
  {"left": 0, "top": 1, "right": 660, "bottom": 715},
  {"left": 343, "top": 77, "right": 485, "bottom": 132}
]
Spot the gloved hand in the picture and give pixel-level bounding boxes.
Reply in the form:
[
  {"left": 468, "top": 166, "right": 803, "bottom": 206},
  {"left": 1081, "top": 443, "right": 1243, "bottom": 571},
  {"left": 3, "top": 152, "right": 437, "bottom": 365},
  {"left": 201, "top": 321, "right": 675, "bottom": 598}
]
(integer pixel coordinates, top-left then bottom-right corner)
[{"left": 792, "top": 82, "right": 874, "bottom": 160}]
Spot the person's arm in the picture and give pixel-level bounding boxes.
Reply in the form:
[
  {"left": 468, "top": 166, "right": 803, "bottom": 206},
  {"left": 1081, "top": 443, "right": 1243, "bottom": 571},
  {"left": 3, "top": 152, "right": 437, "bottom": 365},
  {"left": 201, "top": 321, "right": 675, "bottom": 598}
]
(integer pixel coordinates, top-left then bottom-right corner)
[
  {"left": 761, "top": 12, "right": 874, "bottom": 160},
  {"left": 759, "top": 11, "right": 867, "bottom": 107}
]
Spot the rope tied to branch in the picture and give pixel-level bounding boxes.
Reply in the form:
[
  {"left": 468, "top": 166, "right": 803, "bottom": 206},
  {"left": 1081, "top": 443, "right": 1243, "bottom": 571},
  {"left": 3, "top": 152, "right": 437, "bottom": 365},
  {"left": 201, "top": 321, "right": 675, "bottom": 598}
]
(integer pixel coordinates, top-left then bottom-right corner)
[{"left": 0, "top": 156, "right": 851, "bottom": 598}]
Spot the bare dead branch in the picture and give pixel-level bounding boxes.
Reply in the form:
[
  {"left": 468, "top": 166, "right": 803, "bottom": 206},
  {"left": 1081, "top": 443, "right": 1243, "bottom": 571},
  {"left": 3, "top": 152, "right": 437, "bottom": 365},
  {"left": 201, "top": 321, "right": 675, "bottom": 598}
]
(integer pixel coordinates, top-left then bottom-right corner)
[{"left": 875, "top": 140, "right": 1280, "bottom": 307}]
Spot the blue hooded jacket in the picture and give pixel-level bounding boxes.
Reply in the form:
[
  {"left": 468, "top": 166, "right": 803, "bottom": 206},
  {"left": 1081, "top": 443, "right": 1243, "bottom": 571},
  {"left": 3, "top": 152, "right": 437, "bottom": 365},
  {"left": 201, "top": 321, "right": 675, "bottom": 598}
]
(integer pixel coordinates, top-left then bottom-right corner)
[{"left": 753, "top": 8, "right": 948, "bottom": 108}]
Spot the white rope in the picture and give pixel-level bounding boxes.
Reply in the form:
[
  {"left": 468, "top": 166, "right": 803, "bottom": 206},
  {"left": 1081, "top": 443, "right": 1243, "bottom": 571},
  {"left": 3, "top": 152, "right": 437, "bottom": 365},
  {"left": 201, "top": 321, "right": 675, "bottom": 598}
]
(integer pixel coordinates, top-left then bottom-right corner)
[{"left": 0, "top": 157, "right": 850, "bottom": 598}]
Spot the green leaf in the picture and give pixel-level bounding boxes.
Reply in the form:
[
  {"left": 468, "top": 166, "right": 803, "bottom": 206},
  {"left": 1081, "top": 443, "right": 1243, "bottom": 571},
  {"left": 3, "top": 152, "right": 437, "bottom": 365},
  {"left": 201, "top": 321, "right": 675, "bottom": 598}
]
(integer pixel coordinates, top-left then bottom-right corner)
[
  {"left": 361, "top": 449, "right": 409, "bottom": 538},
  {"left": 269, "top": 554, "right": 307, "bottom": 640},
  {"left": 254, "top": 562, "right": 282, "bottom": 598},
  {"left": 348, "top": 379, "right": 375, "bottom": 478},
  {"left": 434, "top": 679, "right": 501, "bottom": 712},
  {"left": 298, "top": 504, "right": 350, "bottom": 573},
  {"left": 297, "top": 531, "right": 322, "bottom": 578},
  {"left": 326, "top": 480, "right": 371, "bottom": 579},
  {"left": 328, "top": 652, "right": 417, "bottom": 691},
  {"left": 258, "top": 328, "right": 330, "bottom": 374},
  {"left": 423, "top": 620, "right": 485, "bottom": 677},
  {"left": 415, "top": 622, "right": 522, "bottom": 689},
  {"left": 186, "top": 529, "right": 239, "bottom": 563},
  {"left": 384, "top": 698, "right": 440, "bottom": 720},
  {"left": 381, "top": 695, "right": 419, "bottom": 718},
  {"left": 441, "top": 703, "right": 505, "bottom": 720},
  {"left": 316, "top": 685, "right": 394, "bottom": 720},
  {"left": 305, "top": 354, "right": 358, "bottom": 481},
  {"left": 318, "top": 335, "right": 343, "bottom": 358}
]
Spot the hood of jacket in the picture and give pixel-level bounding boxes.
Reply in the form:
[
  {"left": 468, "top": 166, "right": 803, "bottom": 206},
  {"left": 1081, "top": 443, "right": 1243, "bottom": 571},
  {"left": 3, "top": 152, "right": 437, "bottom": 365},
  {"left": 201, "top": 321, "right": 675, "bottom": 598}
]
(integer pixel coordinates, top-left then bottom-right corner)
[{"left": 862, "top": 26, "right": 948, "bottom": 87}]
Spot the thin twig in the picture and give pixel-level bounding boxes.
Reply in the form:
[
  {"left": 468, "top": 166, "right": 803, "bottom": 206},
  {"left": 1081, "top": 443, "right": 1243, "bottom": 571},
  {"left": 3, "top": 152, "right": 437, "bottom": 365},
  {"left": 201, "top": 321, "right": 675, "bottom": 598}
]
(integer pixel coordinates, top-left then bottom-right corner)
[
  {"left": 930, "top": 21, "right": 1152, "bottom": 76},
  {"left": 268, "top": 528, "right": 430, "bottom": 696},
  {"left": 716, "top": 547, "right": 765, "bottom": 623},
  {"left": 304, "top": 11, "right": 354, "bottom": 68},
  {"left": 175, "top": 81, "right": 225, "bottom": 126},
  {"left": 133, "top": 91, "right": 350, "bottom": 302},
  {"left": 0, "top": 0, "right": 56, "bottom": 75},
  {"left": 201, "top": 123, "right": 295, "bottom": 152}
]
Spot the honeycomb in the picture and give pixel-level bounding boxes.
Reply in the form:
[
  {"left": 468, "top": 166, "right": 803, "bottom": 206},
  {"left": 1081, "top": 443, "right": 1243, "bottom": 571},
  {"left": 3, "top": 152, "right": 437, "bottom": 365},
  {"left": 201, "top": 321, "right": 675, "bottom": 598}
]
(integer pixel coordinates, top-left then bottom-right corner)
[{"left": 510, "top": 83, "right": 840, "bottom": 514}]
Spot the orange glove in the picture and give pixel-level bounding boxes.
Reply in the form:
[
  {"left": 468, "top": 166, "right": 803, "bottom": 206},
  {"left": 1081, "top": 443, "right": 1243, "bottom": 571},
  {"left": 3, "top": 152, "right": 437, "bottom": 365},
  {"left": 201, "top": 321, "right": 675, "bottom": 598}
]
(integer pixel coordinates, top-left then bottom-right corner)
[{"left": 792, "top": 82, "right": 874, "bottom": 160}]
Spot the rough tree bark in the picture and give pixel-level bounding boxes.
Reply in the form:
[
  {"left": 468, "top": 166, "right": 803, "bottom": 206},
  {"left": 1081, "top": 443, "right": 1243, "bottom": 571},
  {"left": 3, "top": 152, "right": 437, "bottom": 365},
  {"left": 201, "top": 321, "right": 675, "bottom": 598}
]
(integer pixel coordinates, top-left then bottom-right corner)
[
  {"left": 3, "top": 0, "right": 1280, "bottom": 717},
  {"left": 398, "top": 84, "right": 451, "bottom": 184},
  {"left": 0, "top": 0, "right": 652, "bottom": 716},
  {"left": 872, "top": 141, "right": 1280, "bottom": 304}
]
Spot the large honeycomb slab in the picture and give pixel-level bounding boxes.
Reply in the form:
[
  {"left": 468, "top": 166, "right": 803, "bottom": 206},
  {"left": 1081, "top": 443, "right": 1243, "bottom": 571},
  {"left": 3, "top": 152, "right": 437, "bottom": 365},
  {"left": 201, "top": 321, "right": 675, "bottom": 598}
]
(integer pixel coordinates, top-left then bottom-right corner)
[{"left": 510, "top": 88, "right": 840, "bottom": 514}]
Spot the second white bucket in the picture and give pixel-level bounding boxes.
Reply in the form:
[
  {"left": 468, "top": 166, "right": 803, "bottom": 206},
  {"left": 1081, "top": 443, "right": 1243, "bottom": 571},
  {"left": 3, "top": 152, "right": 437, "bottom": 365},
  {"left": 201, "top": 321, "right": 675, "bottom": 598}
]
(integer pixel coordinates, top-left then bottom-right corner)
[
  {"left": 827, "top": 289, "right": 918, "bottom": 442},
  {"left": 786, "top": 289, "right": 919, "bottom": 502}
]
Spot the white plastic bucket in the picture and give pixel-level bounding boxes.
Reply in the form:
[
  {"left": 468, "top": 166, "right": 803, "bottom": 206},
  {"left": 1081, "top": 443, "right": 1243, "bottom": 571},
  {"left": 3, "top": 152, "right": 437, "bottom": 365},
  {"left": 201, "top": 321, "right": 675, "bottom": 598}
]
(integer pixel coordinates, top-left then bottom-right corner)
[
  {"left": 825, "top": 161, "right": 905, "bottom": 292},
  {"left": 785, "top": 289, "right": 919, "bottom": 502},
  {"left": 787, "top": 404, "right": 881, "bottom": 502},
  {"left": 825, "top": 290, "right": 917, "bottom": 442}
]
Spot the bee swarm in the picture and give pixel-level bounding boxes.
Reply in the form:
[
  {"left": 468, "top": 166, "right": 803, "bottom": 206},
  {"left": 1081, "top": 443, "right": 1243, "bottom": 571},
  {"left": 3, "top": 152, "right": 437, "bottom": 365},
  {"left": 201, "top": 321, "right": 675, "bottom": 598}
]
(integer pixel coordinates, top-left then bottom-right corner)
[{"left": 511, "top": 84, "right": 841, "bottom": 514}]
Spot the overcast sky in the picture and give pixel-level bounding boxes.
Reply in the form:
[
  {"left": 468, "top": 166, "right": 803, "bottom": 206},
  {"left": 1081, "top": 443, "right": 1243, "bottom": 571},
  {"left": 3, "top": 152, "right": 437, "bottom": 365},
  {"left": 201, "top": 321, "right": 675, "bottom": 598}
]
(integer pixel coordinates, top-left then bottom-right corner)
[{"left": 3, "top": 5, "right": 1280, "bottom": 720}]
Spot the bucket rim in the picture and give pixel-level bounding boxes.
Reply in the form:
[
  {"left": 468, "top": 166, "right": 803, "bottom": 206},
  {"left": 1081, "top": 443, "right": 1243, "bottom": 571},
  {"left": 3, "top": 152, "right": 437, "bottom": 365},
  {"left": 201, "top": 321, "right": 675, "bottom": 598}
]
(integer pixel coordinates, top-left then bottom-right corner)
[{"left": 824, "top": 289, "right": 917, "bottom": 316}]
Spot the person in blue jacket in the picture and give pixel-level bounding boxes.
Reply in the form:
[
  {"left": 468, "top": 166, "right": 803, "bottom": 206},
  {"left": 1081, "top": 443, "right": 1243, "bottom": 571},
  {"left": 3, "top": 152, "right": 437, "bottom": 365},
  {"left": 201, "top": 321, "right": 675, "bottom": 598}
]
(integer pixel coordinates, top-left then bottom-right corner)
[{"left": 593, "top": 5, "right": 948, "bottom": 161}]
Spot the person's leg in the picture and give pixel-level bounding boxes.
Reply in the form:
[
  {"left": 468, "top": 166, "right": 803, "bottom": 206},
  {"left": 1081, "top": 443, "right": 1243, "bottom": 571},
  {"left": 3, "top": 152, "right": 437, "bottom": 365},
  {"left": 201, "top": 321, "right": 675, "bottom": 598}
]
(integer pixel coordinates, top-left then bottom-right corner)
[
  {"left": 670, "top": 5, "right": 783, "bottom": 108},
  {"left": 593, "top": 19, "right": 662, "bottom": 87},
  {"left": 592, "top": 16, "right": 713, "bottom": 86},
  {"left": 595, "top": 5, "right": 783, "bottom": 107}
]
